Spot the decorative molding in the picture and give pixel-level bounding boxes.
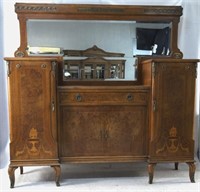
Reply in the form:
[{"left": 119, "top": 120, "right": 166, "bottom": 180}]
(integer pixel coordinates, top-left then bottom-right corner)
[
  {"left": 77, "top": 7, "right": 124, "bottom": 13},
  {"left": 15, "top": 3, "right": 183, "bottom": 16},
  {"left": 144, "top": 8, "right": 182, "bottom": 15},
  {"left": 15, "top": 5, "right": 57, "bottom": 12}
]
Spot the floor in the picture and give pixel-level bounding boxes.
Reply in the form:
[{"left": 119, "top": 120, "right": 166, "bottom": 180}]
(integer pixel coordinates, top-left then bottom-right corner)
[{"left": 1, "top": 160, "right": 200, "bottom": 192}]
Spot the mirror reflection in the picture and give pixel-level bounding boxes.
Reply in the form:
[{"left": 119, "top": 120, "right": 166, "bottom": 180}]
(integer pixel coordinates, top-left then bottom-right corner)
[{"left": 27, "top": 20, "right": 171, "bottom": 80}]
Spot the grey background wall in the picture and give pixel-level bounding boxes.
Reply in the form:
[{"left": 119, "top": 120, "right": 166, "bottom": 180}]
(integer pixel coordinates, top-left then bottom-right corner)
[{"left": 0, "top": 0, "right": 9, "bottom": 169}]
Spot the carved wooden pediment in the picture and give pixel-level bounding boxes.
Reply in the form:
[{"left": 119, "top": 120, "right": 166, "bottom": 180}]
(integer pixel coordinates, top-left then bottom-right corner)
[{"left": 63, "top": 45, "right": 125, "bottom": 57}]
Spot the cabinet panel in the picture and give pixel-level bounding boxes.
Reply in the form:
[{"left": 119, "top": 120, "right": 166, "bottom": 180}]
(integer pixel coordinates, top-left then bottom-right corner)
[
  {"left": 150, "top": 62, "right": 196, "bottom": 160},
  {"left": 59, "top": 94, "right": 149, "bottom": 159},
  {"left": 8, "top": 60, "right": 58, "bottom": 161}
]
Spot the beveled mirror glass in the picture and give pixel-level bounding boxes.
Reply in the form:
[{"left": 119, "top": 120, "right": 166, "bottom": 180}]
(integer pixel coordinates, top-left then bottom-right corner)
[{"left": 27, "top": 19, "right": 171, "bottom": 80}]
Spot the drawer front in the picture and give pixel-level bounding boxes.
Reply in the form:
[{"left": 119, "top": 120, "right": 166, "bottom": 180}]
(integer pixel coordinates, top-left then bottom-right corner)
[{"left": 59, "top": 90, "right": 148, "bottom": 105}]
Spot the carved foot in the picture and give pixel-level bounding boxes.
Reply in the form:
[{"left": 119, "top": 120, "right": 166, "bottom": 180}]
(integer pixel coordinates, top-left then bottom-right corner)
[
  {"left": 51, "top": 165, "right": 61, "bottom": 186},
  {"left": 174, "top": 162, "right": 179, "bottom": 170},
  {"left": 148, "top": 163, "right": 156, "bottom": 184},
  {"left": 187, "top": 162, "right": 195, "bottom": 183},
  {"left": 8, "top": 166, "right": 18, "bottom": 188}
]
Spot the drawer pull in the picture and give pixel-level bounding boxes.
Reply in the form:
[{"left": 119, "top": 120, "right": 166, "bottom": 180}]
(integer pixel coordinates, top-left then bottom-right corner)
[
  {"left": 75, "top": 94, "right": 82, "bottom": 102},
  {"left": 127, "top": 94, "right": 133, "bottom": 101}
]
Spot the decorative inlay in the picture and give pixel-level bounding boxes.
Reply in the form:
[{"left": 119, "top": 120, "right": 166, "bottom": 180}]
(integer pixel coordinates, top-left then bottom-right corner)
[
  {"left": 15, "top": 128, "right": 53, "bottom": 157},
  {"left": 15, "top": 5, "right": 57, "bottom": 12},
  {"left": 156, "top": 126, "right": 189, "bottom": 154}
]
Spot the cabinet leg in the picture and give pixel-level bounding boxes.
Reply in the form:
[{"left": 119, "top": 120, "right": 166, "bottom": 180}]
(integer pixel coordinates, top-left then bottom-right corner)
[
  {"left": 174, "top": 162, "right": 179, "bottom": 170},
  {"left": 20, "top": 166, "right": 23, "bottom": 174},
  {"left": 186, "top": 162, "right": 195, "bottom": 183},
  {"left": 148, "top": 163, "right": 156, "bottom": 184},
  {"left": 51, "top": 165, "right": 61, "bottom": 186},
  {"left": 8, "top": 166, "right": 18, "bottom": 188}
]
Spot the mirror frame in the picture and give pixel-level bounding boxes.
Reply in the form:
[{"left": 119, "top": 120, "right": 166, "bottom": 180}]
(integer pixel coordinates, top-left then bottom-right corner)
[{"left": 14, "top": 3, "right": 183, "bottom": 59}]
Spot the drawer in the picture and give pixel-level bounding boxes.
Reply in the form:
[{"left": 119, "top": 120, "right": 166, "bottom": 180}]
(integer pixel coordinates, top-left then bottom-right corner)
[{"left": 59, "top": 89, "right": 149, "bottom": 105}]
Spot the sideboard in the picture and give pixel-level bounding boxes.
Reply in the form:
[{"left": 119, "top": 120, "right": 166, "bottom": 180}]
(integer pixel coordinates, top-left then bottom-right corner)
[{"left": 4, "top": 2, "right": 199, "bottom": 188}]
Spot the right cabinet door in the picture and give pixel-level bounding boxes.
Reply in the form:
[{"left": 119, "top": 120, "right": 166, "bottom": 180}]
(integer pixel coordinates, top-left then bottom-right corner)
[{"left": 149, "top": 61, "right": 197, "bottom": 162}]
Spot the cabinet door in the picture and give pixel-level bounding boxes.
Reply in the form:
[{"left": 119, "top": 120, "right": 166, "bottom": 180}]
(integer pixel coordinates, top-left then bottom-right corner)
[
  {"left": 103, "top": 106, "right": 148, "bottom": 156},
  {"left": 8, "top": 60, "right": 58, "bottom": 161},
  {"left": 150, "top": 62, "right": 196, "bottom": 161}
]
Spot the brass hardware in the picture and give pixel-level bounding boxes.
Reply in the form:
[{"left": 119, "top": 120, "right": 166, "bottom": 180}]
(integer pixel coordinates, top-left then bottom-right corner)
[
  {"left": 127, "top": 94, "right": 133, "bottom": 101},
  {"left": 51, "top": 100, "right": 55, "bottom": 112},
  {"left": 152, "top": 62, "right": 156, "bottom": 78},
  {"left": 7, "top": 62, "right": 11, "bottom": 76},
  {"left": 51, "top": 61, "right": 57, "bottom": 77},
  {"left": 153, "top": 99, "right": 157, "bottom": 112},
  {"left": 41, "top": 64, "right": 46, "bottom": 68},
  {"left": 75, "top": 94, "right": 82, "bottom": 102},
  {"left": 16, "top": 64, "right": 21, "bottom": 69}
]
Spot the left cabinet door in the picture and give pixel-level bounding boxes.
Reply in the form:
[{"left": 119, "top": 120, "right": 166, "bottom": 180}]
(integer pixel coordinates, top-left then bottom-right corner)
[
  {"left": 6, "top": 58, "right": 59, "bottom": 164},
  {"left": 5, "top": 58, "right": 61, "bottom": 187}
]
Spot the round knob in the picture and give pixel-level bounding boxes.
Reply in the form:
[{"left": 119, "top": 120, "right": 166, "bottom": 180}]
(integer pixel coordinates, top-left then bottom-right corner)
[
  {"left": 127, "top": 94, "right": 133, "bottom": 101},
  {"left": 75, "top": 94, "right": 82, "bottom": 102}
]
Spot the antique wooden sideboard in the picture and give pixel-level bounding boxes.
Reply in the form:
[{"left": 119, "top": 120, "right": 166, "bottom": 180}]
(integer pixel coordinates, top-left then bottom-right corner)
[{"left": 4, "top": 3, "right": 199, "bottom": 188}]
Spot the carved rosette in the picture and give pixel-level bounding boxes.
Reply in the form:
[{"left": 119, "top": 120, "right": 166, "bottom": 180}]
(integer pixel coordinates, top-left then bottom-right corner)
[
  {"left": 15, "top": 51, "right": 25, "bottom": 57},
  {"left": 172, "top": 52, "right": 183, "bottom": 59}
]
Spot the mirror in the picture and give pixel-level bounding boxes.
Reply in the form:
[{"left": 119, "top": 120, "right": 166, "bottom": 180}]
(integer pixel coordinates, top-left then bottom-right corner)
[{"left": 27, "top": 19, "right": 171, "bottom": 80}]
